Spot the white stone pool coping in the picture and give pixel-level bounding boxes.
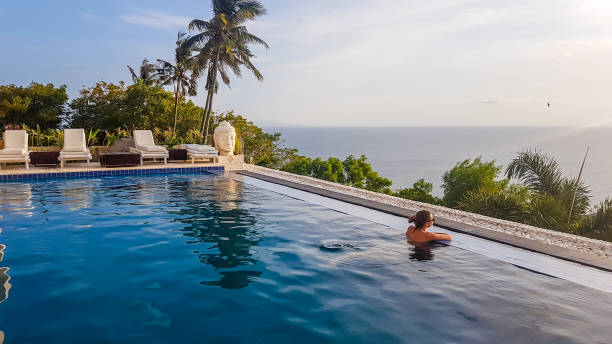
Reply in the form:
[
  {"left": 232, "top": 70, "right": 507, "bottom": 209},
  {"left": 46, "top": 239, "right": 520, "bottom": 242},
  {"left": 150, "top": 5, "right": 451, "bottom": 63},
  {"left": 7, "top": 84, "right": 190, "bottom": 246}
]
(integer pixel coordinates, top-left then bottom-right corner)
[{"left": 242, "top": 164, "right": 612, "bottom": 261}]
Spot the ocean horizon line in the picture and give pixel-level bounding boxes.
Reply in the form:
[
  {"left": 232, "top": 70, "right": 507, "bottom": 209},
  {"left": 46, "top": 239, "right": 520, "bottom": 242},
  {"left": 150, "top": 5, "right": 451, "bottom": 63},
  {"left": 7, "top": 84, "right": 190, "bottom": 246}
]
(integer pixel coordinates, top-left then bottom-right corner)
[{"left": 262, "top": 125, "right": 612, "bottom": 129}]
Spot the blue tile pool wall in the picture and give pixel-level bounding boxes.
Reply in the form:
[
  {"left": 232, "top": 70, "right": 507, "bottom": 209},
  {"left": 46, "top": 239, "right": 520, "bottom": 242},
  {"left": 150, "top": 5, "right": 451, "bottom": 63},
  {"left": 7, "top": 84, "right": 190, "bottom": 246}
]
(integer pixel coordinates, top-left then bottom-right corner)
[{"left": 0, "top": 166, "right": 224, "bottom": 182}]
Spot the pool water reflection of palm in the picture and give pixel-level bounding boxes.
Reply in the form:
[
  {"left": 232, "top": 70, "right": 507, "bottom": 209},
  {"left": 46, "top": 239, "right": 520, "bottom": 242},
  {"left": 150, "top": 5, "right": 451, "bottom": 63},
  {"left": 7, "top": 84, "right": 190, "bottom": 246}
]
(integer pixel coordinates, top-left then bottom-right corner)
[{"left": 180, "top": 178, "right": 263, "bottom": 289}]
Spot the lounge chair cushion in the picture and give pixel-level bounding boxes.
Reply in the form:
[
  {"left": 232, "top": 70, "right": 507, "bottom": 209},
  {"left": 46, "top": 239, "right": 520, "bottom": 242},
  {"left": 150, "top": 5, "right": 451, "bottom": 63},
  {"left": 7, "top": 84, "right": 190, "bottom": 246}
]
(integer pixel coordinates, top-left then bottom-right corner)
[
  {"left": 185, "top": 144, "right": 217, "bottom": 153},
  {"left": 137, "top": 145, "right": 167, "bottom": 152},
  {"left": 3, "top": 130, "right": 28, "bottom": 149},
  {"left": 61, "top": 129, "right": 86, "bottom": 151},
  {"left": 59, "top": 150, "right": 91, "bottom": 159},
  {"left": 0, "top": 148, "right": 27, "bottom": 155},
  {"left": 133, "top": 130, "right": 156, "bottom": 147},
  {"left": 63, "top": 128, "right": 86, "bottom": 145},
  {"left": 188, "top": 151, "right": 218, "bottom": 157},
  {"left": 62, "top": 145, "right": 87, "bottom": 153}
]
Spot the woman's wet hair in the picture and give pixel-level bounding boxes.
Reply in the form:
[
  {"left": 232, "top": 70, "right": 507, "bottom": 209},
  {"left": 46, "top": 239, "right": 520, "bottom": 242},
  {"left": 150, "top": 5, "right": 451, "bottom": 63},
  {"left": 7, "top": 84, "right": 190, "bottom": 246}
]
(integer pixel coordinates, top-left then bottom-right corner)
[{"left": 409, "top": 210, "right": 433, "bottom": 229}]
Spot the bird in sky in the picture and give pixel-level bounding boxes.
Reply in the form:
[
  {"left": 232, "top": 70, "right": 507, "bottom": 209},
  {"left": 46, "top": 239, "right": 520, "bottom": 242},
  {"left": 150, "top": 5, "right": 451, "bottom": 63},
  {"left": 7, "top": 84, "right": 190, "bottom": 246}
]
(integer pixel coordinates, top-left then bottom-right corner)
[{"left": 547, "top": 102, "right": 551, "bottom": 108}]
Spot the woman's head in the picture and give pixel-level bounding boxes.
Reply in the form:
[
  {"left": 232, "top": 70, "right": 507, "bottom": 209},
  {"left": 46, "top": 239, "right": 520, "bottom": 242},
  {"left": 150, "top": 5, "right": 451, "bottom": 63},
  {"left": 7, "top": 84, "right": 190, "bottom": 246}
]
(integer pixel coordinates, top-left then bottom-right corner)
[{"left": 409, "top": 210, "right": 435, "bottom": 229}]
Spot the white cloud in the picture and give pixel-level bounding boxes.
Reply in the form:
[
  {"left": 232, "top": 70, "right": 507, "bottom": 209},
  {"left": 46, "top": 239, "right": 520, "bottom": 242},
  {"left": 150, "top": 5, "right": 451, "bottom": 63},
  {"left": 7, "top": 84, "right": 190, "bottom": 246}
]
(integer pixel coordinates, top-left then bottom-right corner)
[
  {"left": 80, "top": 13, "right": 95, "bottom": 21},
  {"left": 120, "top": 11, "right": 190, "bottom": 30}
]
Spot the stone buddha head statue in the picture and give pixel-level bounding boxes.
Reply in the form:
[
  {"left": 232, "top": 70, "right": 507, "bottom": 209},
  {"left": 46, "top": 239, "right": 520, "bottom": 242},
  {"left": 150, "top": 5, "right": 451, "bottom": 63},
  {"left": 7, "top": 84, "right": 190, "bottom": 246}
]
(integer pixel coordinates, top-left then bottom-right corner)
[{"left": 213, "top": 121, "right": 236, "bottom": 156}]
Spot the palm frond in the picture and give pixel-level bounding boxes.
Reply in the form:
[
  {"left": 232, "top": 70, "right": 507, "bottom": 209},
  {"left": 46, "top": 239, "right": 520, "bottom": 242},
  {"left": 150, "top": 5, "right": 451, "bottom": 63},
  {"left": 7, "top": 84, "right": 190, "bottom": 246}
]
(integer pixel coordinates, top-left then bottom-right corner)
[
  {"left": 127, "top": 65, "right": 138, "bottom": 83},
  {"left": 505, "top": 149, "right": 563, "bottom": 195}
]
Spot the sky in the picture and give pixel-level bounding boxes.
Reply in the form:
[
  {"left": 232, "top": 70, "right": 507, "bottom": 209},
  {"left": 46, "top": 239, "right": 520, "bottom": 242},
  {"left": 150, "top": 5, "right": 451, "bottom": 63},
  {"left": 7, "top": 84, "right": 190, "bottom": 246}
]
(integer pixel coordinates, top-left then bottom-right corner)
[{"left": 1, "top": 0, "right": 611, "bottom": 127}]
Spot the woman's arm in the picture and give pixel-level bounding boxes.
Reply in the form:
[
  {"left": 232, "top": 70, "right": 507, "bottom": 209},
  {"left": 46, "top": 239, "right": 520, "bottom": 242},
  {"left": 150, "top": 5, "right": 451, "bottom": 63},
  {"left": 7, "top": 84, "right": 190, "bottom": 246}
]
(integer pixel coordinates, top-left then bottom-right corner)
[{"left": 426, "top": 232, "right": 452, "bottom": 241}]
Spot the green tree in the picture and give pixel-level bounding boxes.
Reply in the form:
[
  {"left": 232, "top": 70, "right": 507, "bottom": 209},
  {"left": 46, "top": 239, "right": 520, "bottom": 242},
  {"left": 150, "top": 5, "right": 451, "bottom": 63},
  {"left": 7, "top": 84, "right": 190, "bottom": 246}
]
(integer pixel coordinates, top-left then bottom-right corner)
[
  {"left": 127, "top": 59, "right": 160, "bottom": 87},
  {"left": 312, "top": 157, "right": 345, "bottom": 184},
  {"left": 283, "top": 154, "right": 391, "bottom": 193},
  {"left": 188, "top": 0, "right": 269, "bottom": 141},
  {"left": 442, "top": 157, "right": 507, "bottom": 207},
  {"left": 0, "top": 83, "right": 68, "bottom": 129},
  {"left": 394, "top": 179, "right": 443, "bottom": 205},
  {"left": 281, "top": 156, "right": 313, "bottom": 176},
  {"left": 155, "top": 32, "right": 198, "bottom": 132},
  {"left": 68, "top": 81, "right": 127, "bottom": 129},
  {"left": 68, "top": 81, "right": 202, "bottom": 133}
]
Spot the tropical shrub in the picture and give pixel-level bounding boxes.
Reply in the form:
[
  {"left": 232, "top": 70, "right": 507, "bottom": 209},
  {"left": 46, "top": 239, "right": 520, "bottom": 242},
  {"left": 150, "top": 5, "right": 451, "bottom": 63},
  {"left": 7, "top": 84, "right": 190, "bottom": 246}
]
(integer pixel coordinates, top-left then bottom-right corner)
[
  {"left": 394, "top": 179, "right": 443, "bottom": 205},
  {"left": 442, "top": 157, "right": 508, "bottom": 207},
  {"left": 505, "top": 149, "right": 590, "bottom": 219},
  {"left": 183, "top": 129, "right": 205, "bottom": 144},
  {"left": 103, "top": 127, "right": 131, "bottom": 147},
  {"left": 522, "top": 194, "right": 568, "bottom": 230},
  {"left": 282, "top": 154, "right": 392, "bottom": 194},
  {"left": 281, "top": 156, "right": 313, "bottom": 176},
  {"left": 21, "top": 124, "right": 65, "bottom": 147},
  {"left": 578, "top": 198, "right": 612, "bottom": 241},
  {"left": 457, "top": 185, "right": 527, "bottom": 222}
]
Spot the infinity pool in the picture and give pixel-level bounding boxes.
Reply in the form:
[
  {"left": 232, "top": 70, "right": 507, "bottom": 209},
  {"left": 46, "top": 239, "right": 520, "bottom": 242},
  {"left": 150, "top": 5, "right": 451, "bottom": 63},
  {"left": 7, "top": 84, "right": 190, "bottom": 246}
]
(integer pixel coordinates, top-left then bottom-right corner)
[{"left": 0, "top": 173, "right": 611, "bottom": 343}]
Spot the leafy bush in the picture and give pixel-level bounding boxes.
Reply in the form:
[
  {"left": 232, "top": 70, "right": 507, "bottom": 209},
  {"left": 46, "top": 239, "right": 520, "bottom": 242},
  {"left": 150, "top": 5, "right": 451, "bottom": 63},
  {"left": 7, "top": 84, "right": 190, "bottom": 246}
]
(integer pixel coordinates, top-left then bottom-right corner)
[
  {"left": 103, "top": 127, "right": 131, "bottom": 147},
  {"left": 21, "top": 124, "right": 65, "bottom": 147},
  {"left": 522, "top": 193, "right": 568, "bottom": 231},
  {"left": 183, "top": 129, "right": 205, "bottom": 144},
  {"left": 442, "top": 157, "right": 508, "bottom": 207},
  {"left": 457, "top": 184, "right": 528, "bottom": 223},
  {"left": 282, "top": 154, "right": 392, "bottom": 194},
  {"left": 578, "top": 198, "right": 612, "bottom": 241},
  {"left": 394, "top": 179, "right": 443, "bottom": 205}
]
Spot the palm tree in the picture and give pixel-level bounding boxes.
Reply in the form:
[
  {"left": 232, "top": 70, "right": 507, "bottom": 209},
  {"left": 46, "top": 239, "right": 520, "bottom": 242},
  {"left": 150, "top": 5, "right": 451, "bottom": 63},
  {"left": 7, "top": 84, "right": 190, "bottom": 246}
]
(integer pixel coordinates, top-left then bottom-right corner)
[
  {"left": 188, "top": 0, "right": 269, "bottom": 142},
  {"left": 505, "top": 149, "right": 591, "bottom": 223},
  {"left": 155, "top": 32, "right": 198, "bottom": 132},
  {"left": 127, "top": 59, "right": 159, "bottom": 86}
]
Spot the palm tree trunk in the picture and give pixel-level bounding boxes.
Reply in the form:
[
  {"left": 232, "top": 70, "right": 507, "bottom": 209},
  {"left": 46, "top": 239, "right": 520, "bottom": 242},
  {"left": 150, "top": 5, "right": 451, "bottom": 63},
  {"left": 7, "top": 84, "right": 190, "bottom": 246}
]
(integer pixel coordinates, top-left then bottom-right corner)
[
  {"left": 200, "top": 66, "right": 215, "bottom": 134},
  {"left": 203, "top": 87, "right": 216, "bottom": 144},
  {"left": 202, "top": 49, "right": 220, "bottom": 144},
  {"left": 173, "top": 82, "right": 179, "bottom": 133},
  {"left": 201, "top": 86, "right": 214, "bottom": 133}
]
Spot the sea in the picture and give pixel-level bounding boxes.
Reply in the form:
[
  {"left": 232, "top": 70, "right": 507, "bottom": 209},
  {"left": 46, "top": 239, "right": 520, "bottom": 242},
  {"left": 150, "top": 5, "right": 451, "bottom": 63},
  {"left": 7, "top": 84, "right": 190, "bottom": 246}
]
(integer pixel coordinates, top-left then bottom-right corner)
[{"left": 265, "top": 127, "right": 612, "bottom": 205}]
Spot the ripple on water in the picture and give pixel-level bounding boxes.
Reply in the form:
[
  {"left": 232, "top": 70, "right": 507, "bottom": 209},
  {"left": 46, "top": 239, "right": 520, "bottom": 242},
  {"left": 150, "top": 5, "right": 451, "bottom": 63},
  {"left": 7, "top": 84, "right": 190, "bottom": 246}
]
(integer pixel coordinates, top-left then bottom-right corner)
[{"left": 317, "top": 240, "right": 369, "bottom": 252}]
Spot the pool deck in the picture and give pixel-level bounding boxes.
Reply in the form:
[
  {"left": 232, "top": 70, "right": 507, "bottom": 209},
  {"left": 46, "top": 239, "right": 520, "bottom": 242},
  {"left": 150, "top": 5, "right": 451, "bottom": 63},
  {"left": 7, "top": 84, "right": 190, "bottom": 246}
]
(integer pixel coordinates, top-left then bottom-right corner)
[{"left": 239, "top": 164, "right": 612, "bottom": 272}]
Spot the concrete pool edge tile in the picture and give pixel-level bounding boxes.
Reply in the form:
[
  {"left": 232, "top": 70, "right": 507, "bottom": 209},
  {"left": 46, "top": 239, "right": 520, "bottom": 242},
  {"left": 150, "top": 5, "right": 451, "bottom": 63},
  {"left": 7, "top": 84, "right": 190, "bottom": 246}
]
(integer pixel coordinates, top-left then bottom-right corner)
[
  {"left": 0, "top": 162, "right": 229, "bottom": 181},
  {"left": 237, "top": 166, "right": 612, "bottom": 273}
]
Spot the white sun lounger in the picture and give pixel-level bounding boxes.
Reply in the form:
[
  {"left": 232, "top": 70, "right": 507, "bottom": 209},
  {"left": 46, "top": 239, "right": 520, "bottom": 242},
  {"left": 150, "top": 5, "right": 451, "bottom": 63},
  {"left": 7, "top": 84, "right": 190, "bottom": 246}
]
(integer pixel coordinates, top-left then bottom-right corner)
[
  {"left": 129, "top": 130, "right": 168, "bottom": 165},
  {"left": 59, "top": 129, "right": 92, "bottom": 168},
  {"left": 0, "top": 130, "right": 30, "bottom": 170},
  {"left": 185, "top": 144, "right": 219, "bottom": 164}
]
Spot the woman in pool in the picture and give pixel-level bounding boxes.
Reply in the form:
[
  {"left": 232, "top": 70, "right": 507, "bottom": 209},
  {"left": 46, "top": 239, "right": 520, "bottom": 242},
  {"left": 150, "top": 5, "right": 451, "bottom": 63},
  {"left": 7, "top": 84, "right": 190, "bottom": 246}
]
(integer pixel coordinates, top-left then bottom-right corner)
[{"left": 406, "top": 210, "right": 452, "bottom": 242}]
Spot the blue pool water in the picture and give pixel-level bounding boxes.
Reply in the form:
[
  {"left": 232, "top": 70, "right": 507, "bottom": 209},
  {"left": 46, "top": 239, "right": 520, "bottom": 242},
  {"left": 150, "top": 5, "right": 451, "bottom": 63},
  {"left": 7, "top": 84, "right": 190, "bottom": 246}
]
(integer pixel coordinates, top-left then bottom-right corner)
[{"left": 1, "top": 173, "right": 611, "bottom": 343}]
